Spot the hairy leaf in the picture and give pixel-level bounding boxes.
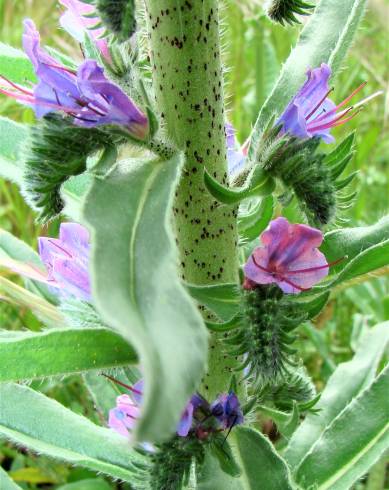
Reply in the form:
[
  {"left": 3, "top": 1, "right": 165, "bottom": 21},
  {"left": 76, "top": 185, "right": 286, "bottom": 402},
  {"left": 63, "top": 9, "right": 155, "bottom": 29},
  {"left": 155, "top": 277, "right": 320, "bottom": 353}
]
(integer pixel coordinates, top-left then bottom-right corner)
[
  {"left": 83, "top": 155, "right": 208, "bottom": 443},
  {"left": 0, "top": 327, "right": 137, "bottom": 382},
  {"left": 0, "top": 384, "right": 149, "bottom": 483},
  {"left": 285, "top": 322, "right": 389, "bottom": 468},
  {"left": 295, "top": 365, "right": 389, "bottom": 489}
]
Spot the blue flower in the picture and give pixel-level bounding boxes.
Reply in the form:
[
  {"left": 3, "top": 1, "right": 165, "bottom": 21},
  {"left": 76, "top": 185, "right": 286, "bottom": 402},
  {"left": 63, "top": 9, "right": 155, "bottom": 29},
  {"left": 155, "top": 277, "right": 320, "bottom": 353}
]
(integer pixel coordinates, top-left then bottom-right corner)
[
  {"left": 277, "top": 63, "right": 366, "bottom": 143},
  {"left": 211, "top": 391, "right": 244, "bottom": 429}
]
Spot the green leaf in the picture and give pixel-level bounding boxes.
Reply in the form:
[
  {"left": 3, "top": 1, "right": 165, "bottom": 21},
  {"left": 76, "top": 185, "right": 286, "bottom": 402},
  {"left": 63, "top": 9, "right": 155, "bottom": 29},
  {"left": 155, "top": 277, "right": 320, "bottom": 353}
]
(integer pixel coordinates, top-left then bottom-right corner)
[
  {"left": 204, "top": 168, "right": 275, "bottom": 205},
  {"left": 196, "top": 451, "right": 243, "bottom": 490},
  {"left": 0, "top": 117, "right": 28, "bottom": 186},
  {"left": 322, "top": 215, "right": 389, "bottom": 267},
  {"left": 0, "top": 327, "right": 137, "bottom": 382},
  {"left": 238, "top": 196, "right": 274, "bottom": 242},
  {"left": 0, "top": 383, "right": 149, "bottom": 482},
  {"left": 0, "top": 42, "right": 36, "bottom": 84},
  {"left": 285, "top": 322, "right": 389, "bottom": 468},
  {"left": 56, "top": 479, "right": 113, "bottom": 490},
  {"left": 82, "top": 155, "right": 208, "bottom": 443},
  {"left": 197, "top": 427, "right": 294, "bottom": 490},
  {"left": 0, "top": 467, "right": 22, "bottom": 490},
  {"left": 186, "top": 282, "right": 240, "bottom": 321},
  {"left": 303, "top": 216, "right": 389, "bottom": 293},
  {"left": 295, "top": 364, "right": 389, "bottom": 490},
  {"left": 296, "top": 292, "right": 330, "bottom": 319},
  {"left": 250, "top": 0, "right": 367, "bottom": 151},
  {"left": 0, "top": 277, "right": 64, "bottom": 328},
  {"left": 231, "top": 427, "right": 294, "bottom": 489}
]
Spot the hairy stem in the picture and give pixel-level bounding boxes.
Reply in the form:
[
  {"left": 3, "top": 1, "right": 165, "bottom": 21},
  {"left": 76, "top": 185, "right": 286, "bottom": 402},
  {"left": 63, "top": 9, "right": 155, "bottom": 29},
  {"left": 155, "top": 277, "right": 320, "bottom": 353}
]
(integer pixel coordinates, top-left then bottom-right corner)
[{"left": 144, "top": 0, "right": 240, "bottom": 399}]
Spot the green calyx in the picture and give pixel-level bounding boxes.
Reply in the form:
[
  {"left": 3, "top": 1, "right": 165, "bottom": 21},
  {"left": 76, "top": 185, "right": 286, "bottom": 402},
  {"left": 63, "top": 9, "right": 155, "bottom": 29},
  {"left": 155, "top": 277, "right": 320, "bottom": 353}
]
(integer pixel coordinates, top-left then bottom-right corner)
[
  {"left": 259, "top": 131, "right": 356, "bottom": 226},
  {"left": 96, "top": 0, "right": 136, "bottom": 42},
  {"left": 266, "top": 0, "right": 315, "bottom": 26},
  {"left": 22, "top": 115, "right": 125, "bottom": 222},
  {"left": 148, "top": 436, "right": 205, "bottom": 490},
  {"left": 227, "top": 285, "right": 306, "bottom": 385}
]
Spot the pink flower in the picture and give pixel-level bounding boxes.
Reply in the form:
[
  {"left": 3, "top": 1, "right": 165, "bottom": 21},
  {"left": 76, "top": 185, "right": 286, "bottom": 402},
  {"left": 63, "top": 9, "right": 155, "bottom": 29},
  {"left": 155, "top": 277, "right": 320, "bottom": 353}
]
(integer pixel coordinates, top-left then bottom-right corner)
[
  {"left": 59, "top": 0, "right": 111, "bottom": 62},
  {"left": 108, "top": 394, "right": 141, "bottom": 437},
  {"left": 244, "top": 217, "right": 330, "bottom": 294}
]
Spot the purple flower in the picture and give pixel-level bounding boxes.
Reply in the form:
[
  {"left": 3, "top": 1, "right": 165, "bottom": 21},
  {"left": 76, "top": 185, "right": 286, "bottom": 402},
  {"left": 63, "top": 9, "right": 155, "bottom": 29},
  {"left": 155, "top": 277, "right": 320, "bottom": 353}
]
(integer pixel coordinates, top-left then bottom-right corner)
[
  {"left": 0, "top": 20, "right": 148, "bottom": 139},
  {"left": 107, "top": 377, "right": 204, "bottom": 439},
  {"left": 210, "top": 391, "right": 244, "bottom": 429},
  {"left": 108, "top": 394, "right": 141, "bottom": 437},
  {"left": 38, "top": 223, "right": 91, "bottom": 301},
  {"left": 1, "top": 222, "right": 92, "bottom": 301},
  {"left": 59, "top": 0, "right": 111, "bottom": 62},
  {"left": 107, "top": 377, "right": 243, "bottom": 440},
  {"left": 277, "top": 63, "right": 366, "bottom": 143},
  {"left": 244, "top": 217, "right": 330, "bottom": 294}
]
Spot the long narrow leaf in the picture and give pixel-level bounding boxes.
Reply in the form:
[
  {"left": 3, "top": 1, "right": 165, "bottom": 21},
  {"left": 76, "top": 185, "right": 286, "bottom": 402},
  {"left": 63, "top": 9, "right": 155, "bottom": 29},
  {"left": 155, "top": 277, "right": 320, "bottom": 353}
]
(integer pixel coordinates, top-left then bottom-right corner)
[
  {"left": 83, "top": 155, "right": 208, "bottom": 443},
  {"left": 0, "top": 328, "right": 137, "bottom": 382},
  {"left": 0, "top": 384, "right": 149, "bottom": 483}
]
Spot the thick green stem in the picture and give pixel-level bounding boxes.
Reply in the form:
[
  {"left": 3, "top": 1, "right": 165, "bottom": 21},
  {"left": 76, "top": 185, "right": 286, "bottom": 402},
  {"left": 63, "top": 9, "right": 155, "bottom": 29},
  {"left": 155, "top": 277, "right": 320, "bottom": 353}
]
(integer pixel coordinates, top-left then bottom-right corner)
[{"left": 144, "top": 0, "right": 239, "bottom": 399}]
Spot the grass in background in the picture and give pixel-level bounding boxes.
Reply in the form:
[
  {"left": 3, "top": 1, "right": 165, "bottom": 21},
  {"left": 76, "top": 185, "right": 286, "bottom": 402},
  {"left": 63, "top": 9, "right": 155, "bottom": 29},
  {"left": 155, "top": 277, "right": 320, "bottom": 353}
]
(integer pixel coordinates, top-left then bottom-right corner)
[{"left": 0, "top": 0, "right": 388, "bottom": 487}]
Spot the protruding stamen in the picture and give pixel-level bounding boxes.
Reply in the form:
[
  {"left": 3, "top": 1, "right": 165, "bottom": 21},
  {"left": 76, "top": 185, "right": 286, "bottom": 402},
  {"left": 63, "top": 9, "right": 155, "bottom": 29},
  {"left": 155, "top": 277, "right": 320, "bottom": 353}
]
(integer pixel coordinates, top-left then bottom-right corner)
[
  {"left": 314, "top": 81, "right": 367, "bottom": 124},
  {"left": 307, "top": 107, "right": 357, "bottom": 132},
  {"left": 0, "top": 74, "right": 34, "bottom": 96},
  {"left": 286, "top": 256, "right": 346, "bottom": 274},
  {"left": 278, "top": 276, "right": 310, "bottom": 292},
  {"left": 102, "top": 373, "right": 143, "bottom": 396},
  {"left": 305, "top": 87, "right": 334, "bottom": 122}
]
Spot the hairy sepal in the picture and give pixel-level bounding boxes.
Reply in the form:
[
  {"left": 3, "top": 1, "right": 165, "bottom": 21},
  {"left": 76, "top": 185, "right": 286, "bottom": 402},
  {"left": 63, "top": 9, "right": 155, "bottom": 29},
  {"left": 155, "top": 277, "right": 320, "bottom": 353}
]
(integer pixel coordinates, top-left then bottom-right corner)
[{"left": 22, "top": 114, "right": 124, "bottom": 222}]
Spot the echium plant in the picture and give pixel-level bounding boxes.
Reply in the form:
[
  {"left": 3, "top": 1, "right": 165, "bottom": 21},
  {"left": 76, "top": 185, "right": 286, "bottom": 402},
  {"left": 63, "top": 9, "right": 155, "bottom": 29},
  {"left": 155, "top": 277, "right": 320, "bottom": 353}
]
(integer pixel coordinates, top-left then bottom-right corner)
[{"left": 0, "top": 0, "right": 388, "bottom": 489}]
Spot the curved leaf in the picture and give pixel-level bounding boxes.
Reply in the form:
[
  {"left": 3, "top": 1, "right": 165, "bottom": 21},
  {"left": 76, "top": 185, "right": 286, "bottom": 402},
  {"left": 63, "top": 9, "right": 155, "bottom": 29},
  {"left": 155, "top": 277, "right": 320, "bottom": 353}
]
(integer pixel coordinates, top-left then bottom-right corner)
[
  {"left": 250, "top": 0, "right": 367, "bottom": 153},
  {"left": 0, "top": 383, "right": 149, "bottom": 483},
  {"left": 186, "top": 282, "right": 240, "bottom": 321},
  {"left": 321, "top": 215, "right": 389, "bottom": 269},
  {"left": 83, "top": 155, "right": 208, "bottom": 443},
  {"left": 295, "top": 365, "right": 389, "bottom": 490},
  {"left": 231, "top": 427, "right": 294, "bottom": 490},
  {"left": 196, "top": 427, "right": 294, "bottom": 490},
  {"left": 238, "top": 196, "right": 274, "bottom": 242},
  {"left": 285, "top": 322, "right": 389, "bottom": 468},
  {"left": 0, "top": 327, "right": 137, "bottom": 382}
]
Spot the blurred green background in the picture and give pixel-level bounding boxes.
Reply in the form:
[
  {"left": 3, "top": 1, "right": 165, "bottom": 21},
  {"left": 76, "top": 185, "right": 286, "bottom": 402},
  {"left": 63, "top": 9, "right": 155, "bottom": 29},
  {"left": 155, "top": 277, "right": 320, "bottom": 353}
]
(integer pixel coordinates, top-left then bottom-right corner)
[{"left": 0, "top": 0, "right": 388, "bottom": 487}]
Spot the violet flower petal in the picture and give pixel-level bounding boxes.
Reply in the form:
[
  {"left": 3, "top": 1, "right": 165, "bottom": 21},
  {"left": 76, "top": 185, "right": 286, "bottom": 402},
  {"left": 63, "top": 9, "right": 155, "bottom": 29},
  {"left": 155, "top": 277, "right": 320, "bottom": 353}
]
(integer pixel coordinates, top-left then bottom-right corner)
[
  {"left": 244, "top": 217, "right": 329, "bottom": 294},
  {"left": 108, "top": 394, "right": 140, "bottom": 437},
  {"left": 177, "top": 402, "right": 194, "bottom": 437},
  {"left": 277, "top": 63, "right": 337, "bottom": 143}
]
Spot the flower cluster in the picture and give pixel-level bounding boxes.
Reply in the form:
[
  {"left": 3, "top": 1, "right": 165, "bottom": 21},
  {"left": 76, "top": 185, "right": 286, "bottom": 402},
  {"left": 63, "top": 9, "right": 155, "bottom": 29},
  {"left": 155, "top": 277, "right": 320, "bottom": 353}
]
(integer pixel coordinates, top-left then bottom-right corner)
[
  {"left": 0, "top": 19, "right": 148, "bottom": 139},
  {"left": 108, "top": 376, "right": 244, "bottom": 440}
]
